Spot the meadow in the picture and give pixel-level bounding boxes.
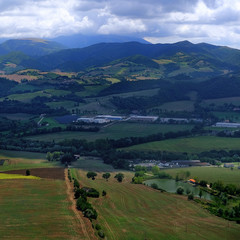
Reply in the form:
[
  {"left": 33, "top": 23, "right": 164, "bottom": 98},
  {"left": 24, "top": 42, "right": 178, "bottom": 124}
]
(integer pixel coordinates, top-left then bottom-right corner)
[
  {"left": 73, "top": 169, "right": 240, "bottom": 240},
  {"left": 0, "top": 150, "right": 59, "bottom": 171},
  {"left": 25, "top": 123, "right": 193, "bottom": 142},
  {"left": 162, "top": 166, "right": 240, "bottom": 186},
  {"left": 123, "top": 136, "right": 240, "bottom": 153}
]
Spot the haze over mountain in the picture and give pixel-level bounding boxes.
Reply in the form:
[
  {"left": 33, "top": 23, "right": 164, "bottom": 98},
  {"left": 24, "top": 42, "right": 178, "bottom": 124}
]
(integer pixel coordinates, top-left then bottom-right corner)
[{"left": 49, "top": 34, "right": 150, "bottom": 48}]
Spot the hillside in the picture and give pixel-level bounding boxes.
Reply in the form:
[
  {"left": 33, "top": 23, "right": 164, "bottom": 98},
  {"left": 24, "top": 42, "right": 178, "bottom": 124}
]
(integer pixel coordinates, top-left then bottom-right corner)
[{"left": 0, "top": 38, "right": 65, "bottom": 57}]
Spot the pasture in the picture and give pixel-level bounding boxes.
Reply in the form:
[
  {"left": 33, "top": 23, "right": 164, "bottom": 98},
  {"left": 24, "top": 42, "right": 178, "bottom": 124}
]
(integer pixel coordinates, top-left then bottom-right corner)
[
  {"left": 158, "top": 100, "right": 195, "bottom": 112},
  {"left": 163, "top": 166, "right": 240, "bottom": 186},
  {"left": 0, "top": 150, "right": 58, "bottom": 171},
  {"left": 0, "top": 179, "right": 80, "bottom": 239},
  {"left": 25, "top": 123, "right": 193, "bottom": 142},
  {"left": 123, "top": 136, "right": 240, "bottom": 153},
  {"left": 73, "top": 169, "right": 240, "bottom": 240}
]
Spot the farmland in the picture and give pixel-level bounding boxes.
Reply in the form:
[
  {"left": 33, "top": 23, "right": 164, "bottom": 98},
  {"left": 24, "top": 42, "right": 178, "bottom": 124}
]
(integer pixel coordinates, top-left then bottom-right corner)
[
  {"left": 72, "top": 169, "right": 240, "bottom": 240},
  {"left": 25, "top": 123, "right": 193, "bottom": 142},
  {"left": 0, "top": 178, "right": 80, "bottom": 239},
  {"left": 0, "top": 150, "right": 59, "bottom": 171},
  {"left": 163, "top": 166, "right": 240, "bottom": 186},
  {"left": 123, "top": 136, "right": 240, "bottom": 153}
]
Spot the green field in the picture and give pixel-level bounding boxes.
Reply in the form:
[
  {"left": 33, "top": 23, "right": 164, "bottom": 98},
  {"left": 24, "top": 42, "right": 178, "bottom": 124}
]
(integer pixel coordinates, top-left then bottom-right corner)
[
  {"left": 123, "top": 136, "right": 240, "bottom": 153},
  {"left": 71, "top": 156, "right": 116, "bottom": 172},
  {"left": 25, "top": 123, "right": 193, "bottom": 142},
  {"left": 0, "top": 179, "right": 79, "bottom": 239},
  {"left": 203, "top": 97, "right": 240, "bottom": 106},
  {"left": 73, "top": 169, "right": 240, "bottom": 240},
  {"left": 0, "top": 150, "right": 59, "bottom": 171},
  {"left": 158, "top": 100, "right": 195, "bottom": 112},
  {"left": 163, "top": 166, "right": 240, "bottom": 186},
  {"left": 211, "top": 111, "right": 240, "bottom": 122}
]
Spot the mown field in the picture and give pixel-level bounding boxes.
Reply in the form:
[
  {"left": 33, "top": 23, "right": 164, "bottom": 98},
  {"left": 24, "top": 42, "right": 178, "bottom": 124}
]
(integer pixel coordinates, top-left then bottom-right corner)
[
  {"left": 163, "top": 166, "right": 240, "bottom": 186},
  {"left": 0, "top": 178, "right": 80, "bottom": 239},
  {"left": 123, "top": 136, "right": 240, "bottom": 153},
  {"left": 73, "top": 169, "right": 240, "bottom": 240},
  {"left": 0, "top": 150, "right": 59, "bottom": 171},
  {"left": 25, "top": 123, "right": 193, "bottom": 142}
]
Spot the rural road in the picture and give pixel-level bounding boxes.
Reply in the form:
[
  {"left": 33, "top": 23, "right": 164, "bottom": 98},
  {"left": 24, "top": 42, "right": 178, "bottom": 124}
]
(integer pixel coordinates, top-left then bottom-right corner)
[{"left": 64, "top": 169, "right": 97, "bottom": 240}]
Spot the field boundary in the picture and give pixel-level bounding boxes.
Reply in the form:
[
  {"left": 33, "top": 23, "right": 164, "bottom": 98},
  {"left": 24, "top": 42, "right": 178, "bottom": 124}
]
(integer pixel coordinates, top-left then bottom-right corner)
[{"left": 64, "top": 168, "right": 97, "bottom": 240}]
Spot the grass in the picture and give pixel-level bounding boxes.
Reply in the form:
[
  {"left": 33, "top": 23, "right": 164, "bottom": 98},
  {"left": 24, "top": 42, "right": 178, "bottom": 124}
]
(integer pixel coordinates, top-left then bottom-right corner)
[
  {"left": 123, "top": 136, "right": 240, "bottom": 153},
  {"left": 0, "top": 173, "right": 40, "bottom": 180},
  {"left": 71, "top": 156, "right": 116, "bottom": 172},
  {"left": 158, "top": 100, "right": 195, "bottom": 112},
  {"left": 0, "top": 179, "right": 79, "bottom": 239},
  {"left": 0, "top": 150, "right": 59, "bottom": 171},
  {"left": 211, "top": 111, "right": 240, "bottom": 122},
  {"left": 163, "top": 166, "right": 240, "bottom": 186},
  {"left": 73, "top": 169, "right": 240, "bottom": 240},
  {"left": 203, "top": 97, "right": 240, "bottom": 106},
  {"left": 1, "top": 89, "right": 70, "bottom": 103},
  {"left": 46, "top": 101, "right": 76, "bottom": 110},
  {"left": 25, "top": 123, "right": 193, "bottom": 142},
  {"left": 0, "top": 113, "right": 36, "bottom": 120}
]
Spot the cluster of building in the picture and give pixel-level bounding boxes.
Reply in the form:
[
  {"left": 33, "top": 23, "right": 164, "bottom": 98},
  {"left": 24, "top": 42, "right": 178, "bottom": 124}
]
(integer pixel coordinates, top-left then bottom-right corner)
[
  {"left": 214, "top": 122, "right": 240, "bottom": 128},
  {"left": 133, "top": 160, "right": 210, "bottom": 169},
  {"left": 159, "top": 117, "right": 203, "bottom": 123},
  {"left": 76, "top": 115, "right": 123, "bottom": 124}
]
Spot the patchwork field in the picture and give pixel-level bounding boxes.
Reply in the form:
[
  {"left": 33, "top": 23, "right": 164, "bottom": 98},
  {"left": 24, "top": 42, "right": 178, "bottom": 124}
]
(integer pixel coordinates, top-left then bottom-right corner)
[
  {"left": 25, "top": 123, "right": 193, "bottom": 142},
  {"left": 73, "top": 169, "right": 240, "bottom": 240},
  {"left": 0, "top": 178, "right": 81, "bottom": 239},
  {"left": 123, "top": 136, "right": 240, "bottom": 153}
]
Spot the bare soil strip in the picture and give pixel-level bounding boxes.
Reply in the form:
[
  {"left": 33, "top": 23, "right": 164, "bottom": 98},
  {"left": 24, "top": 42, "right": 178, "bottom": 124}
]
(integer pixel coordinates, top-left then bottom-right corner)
[{"left": 64, "top": 169, "right": 97, "bottom": 240}]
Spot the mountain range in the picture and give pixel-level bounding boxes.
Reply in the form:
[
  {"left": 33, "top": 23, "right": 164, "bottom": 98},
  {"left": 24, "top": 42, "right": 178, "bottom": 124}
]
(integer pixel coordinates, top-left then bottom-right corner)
[{"left": 0, "top": 36, "right": 240, "bottom": 81}]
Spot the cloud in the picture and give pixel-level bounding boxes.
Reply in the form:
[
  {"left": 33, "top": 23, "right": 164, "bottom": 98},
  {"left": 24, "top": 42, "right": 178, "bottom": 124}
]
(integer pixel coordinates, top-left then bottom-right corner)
[{"left": 0, "top": 0, "right": 240, "bottom": 49}]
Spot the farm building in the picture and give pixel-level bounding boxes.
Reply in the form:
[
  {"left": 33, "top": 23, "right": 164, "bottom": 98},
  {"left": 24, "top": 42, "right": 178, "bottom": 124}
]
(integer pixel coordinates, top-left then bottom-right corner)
[
  {"left": 96, "top": 115, "right": 124, "bottom": 121},
  {"left": 188, "top": 179, "right": 196, "bottom": 184},
  {"left": 224, "top": 163, "right": 235, "bottom": 168},
  {"left": 77, "top": 117, "right": 110, "bottom": 124},
  {"left": 129, "top": 115, "right": 158, "bottom": 122},
  {"left": 215, "top": 122, "right": 240, "bottom": 128},
  {"left": 170, "top": 160, "right": 209, "bottom": 167},
  {"left": 159, "top": 118, "right": 203, "bottom": 123}
]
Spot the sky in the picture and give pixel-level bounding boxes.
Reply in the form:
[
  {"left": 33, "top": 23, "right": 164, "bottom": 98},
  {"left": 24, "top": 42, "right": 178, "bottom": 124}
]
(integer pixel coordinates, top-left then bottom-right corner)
[{"left": 0, "top": 0, "right": 240, "bottom": 48}]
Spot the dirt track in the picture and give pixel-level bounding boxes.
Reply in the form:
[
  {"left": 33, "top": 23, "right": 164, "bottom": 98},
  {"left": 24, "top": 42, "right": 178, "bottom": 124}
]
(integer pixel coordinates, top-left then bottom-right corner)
[{"left": 64, "top": 169, "right": 97, "bottom": 240}]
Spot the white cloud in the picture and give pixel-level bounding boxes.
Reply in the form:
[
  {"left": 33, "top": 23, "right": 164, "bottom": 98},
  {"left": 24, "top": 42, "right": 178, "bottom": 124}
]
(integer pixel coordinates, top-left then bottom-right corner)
[{"left": 0, "top": 0, "right": 240, "bottom": 48}]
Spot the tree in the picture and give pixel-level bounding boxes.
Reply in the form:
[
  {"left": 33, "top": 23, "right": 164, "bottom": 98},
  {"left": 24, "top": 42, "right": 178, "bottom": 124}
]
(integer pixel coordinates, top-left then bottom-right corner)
[
  {"left": 150, "top": 183, "right": 158, "bottom": 189},
  {"left": 87, "top": 172, "right": 97, "bottom": 180},
  {"left": 114, "top": 173, "right": 124, "bottom": 182},
  {"left": 102, "top": 190, "right": 107, "bottom": 196},
  {"left": 188, "top": 193, "right": 194, "bottom": 200},
  {"left": 151, "top": 166, "right": 160, "bottom": 175},
  {"left": 102, "top": 173, "right": 111, "bottom": 181},
  {"left": 26, "top": 169, "right": 30, "bottom": 176},
  {"left": 176, "top": 186, "right": 184, "bottom": 195},
  {"left": 199, "top": 190, "right": 203, "bottom": 198}
]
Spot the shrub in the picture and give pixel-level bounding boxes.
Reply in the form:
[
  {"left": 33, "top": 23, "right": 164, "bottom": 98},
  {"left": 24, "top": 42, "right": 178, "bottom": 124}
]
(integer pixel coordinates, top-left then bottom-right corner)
[
  {"left": 26, "top": 169, "right": 30, "bottom": 176},
  {"left": 95, "top": 224, "right": 101, "bottom": 230},
  {"left": 150, "top": 183, "right": 158, "bottom": 190},
  {"left": 188, "top": 193, "right": 194, "bottom": 200},
  {"left": 102, "top": 190, "right": 107, "bottom": 196},
  {"left": 176, "top": 186, "right": 184, "bottom": 195},
  {"left": 74, "top": 179, "right": 80, "bottom": 189},
  {"left": 98, "top": 230, "right": 105, "bottom": 238}
]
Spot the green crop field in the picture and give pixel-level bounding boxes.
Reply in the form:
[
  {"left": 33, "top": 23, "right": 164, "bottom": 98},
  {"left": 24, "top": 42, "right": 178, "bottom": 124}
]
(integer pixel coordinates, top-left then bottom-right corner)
[
  {"left": 123, "top": 136, "right": 240, "bottom": 153},
  {"left": 25, "top": 123, "right": 193, "bottom": 142},
  {"left": 163, "top": 166, "right": 240, "bottom": 186},
  {"left": 0, "top": 150, "right": 59, "bottom": 171},
  {"left": 73, "top": 169, "right": 240, "bottom": 240},
  {"left": 0, "top": 179, "right": 79, "bottom": 239}
]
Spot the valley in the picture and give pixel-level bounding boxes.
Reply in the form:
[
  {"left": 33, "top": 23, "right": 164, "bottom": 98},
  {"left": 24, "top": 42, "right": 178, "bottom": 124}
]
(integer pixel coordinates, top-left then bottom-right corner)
[{"left": 1, "top": 38, "right": 240, "bottom": 239}]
